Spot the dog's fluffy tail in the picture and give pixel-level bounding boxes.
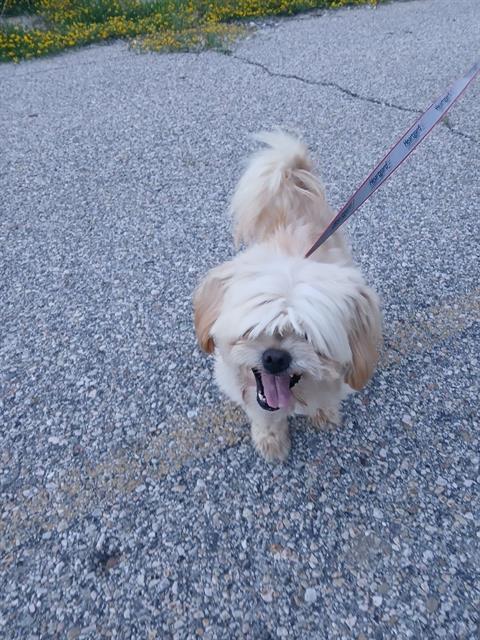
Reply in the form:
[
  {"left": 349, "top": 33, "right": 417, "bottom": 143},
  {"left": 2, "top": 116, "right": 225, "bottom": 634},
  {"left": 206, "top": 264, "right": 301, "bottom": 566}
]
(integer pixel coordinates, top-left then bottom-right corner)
[{"left": 230, "top": 131, "right": 328, "bottom": 247}]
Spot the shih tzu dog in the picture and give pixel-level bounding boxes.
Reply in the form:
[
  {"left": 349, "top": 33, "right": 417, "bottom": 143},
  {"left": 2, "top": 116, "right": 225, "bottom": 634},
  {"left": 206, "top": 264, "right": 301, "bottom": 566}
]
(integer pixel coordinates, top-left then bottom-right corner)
[{"left": 194, "top": 131, "right": 381, "bottom": 461}]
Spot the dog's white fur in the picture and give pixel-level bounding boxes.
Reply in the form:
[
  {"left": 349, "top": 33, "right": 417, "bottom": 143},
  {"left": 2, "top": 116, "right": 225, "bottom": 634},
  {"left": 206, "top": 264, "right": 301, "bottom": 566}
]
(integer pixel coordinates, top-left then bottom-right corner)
[{"left": 194, "top": 131, "right": 382, "bottom": 461}]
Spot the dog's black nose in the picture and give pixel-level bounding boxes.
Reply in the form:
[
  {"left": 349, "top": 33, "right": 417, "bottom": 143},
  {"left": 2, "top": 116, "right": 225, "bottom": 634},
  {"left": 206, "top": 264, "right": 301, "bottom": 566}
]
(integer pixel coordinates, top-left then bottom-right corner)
[{"left": 262, "top": 348, "right": 292, "bottom": 374}]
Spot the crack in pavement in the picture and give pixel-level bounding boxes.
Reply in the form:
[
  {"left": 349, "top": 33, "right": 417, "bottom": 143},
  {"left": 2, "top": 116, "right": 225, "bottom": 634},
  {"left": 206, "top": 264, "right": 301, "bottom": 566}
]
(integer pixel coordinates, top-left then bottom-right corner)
[
  {"left": 224, "top": 52, "right": 478, "bottom": 144},
  {"left": 226, "top": 52, "right": 419, "bottom": 113},
  {"left": 441, "top": 117, "right": 478, "bottom": 143},
  {"left": 3, "top": 45, "right": 476, "bottom": 143}
]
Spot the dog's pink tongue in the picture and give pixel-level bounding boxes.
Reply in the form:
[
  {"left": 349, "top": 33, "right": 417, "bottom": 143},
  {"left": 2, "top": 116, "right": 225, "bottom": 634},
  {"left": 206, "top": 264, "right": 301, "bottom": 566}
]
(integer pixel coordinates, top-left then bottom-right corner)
[{"left": 262, "top": 373, "right": 292, "bottom": 409}]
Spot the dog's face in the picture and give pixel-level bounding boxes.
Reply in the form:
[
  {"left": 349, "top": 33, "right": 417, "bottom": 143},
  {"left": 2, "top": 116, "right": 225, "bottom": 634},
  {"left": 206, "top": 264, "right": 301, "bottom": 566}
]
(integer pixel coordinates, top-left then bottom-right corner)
[
  {"left": 224, "top": 330, "right": 342, "bottom": 411},
  {"left": 194, "top": 248, "right": 381, "bottom": 412}
]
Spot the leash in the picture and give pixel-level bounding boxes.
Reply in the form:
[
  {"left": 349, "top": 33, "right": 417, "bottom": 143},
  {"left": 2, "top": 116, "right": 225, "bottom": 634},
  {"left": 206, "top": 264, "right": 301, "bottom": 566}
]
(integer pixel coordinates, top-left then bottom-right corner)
[{"left": 305, "top": 61, "right": 480, "bottom": 258}]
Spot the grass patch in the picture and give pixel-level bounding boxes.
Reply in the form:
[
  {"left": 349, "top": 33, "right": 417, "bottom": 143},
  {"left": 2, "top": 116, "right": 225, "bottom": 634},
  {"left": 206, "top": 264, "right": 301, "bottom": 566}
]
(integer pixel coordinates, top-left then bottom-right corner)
[
  {"left": 1, "top": 0, "right": 380, "bottom": 63},
  {"left": 1, "top": 0, "right": 36, "bottom": 16}
]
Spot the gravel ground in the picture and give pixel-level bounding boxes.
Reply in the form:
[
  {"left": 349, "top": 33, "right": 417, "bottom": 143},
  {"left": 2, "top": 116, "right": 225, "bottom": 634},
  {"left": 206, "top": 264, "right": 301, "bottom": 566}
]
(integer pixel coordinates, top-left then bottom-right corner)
[{"left": 1, "top": 0, "right": 479, "bottom": 637}]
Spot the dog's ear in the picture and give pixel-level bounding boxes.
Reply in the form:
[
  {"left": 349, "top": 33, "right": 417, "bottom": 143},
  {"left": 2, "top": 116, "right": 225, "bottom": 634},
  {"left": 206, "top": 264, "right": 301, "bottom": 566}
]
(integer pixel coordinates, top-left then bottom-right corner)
[
  {"left": 193, "top": 264, "right": 231, "bottom": 354},
  {"left": 345, "top": 287, "right": 382, "bottom": 390}
]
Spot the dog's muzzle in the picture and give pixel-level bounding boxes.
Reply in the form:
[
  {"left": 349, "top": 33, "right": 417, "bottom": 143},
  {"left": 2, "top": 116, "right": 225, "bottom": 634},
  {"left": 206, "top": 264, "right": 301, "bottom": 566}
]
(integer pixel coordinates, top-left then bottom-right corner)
[{"left": 253, "top": 368, "right": 301, "bottom": 411}]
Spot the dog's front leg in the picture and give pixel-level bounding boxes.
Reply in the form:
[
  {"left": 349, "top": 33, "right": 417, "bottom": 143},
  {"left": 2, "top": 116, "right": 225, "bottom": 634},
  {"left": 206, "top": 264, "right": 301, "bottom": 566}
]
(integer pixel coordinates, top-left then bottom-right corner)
[{"left": 245, "top": 403, "right": 290, "bottom": 462}]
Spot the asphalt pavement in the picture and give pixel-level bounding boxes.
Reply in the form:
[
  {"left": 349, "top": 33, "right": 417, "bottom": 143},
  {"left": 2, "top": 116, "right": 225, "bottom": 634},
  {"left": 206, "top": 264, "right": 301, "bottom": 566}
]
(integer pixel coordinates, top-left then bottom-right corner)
[{"left": 1, "top": 0, "right": 479, "bottom": 637}]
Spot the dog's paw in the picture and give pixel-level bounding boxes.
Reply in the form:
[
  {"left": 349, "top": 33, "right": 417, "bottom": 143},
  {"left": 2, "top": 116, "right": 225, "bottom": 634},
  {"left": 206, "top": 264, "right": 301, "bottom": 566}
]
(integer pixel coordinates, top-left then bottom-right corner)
[
  {"left": 253, "top": 431, "right": 291, "bottom": 462},
  {"left": 310, "top": 407, "right": 341, "bottom": 431}
]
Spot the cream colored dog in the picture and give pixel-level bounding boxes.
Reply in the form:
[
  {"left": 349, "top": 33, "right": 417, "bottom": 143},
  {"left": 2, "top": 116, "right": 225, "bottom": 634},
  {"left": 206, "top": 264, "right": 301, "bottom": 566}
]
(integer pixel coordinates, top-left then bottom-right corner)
[{"left": 194, "top": 131, "right": 381, "bottom": 461}]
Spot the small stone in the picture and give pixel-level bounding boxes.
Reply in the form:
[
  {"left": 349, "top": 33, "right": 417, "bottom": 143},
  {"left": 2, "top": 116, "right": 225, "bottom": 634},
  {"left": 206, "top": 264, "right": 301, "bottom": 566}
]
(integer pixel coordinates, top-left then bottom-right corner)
[
  {"left": 372, "top": 595, "right": 383, "bottom": 607},
  {"left": 378, "top": 581, "right": 389, "bottom": 595},
  {"left": 304, "top": 587, "right": 317, "bottom": 604},
  {"left": 48, "top": 436, "right": 60, "bottom": 445},
  {"left": 158, "top": 578, "right": 170, "bottom": 593},
  {"left": 80, "top": 625, "right": 96, "bottom": 636},
  {"left": 260, "top": 588, "right": 274, "bottom": 603},
  {"left": 345, "top": 615, "right": 357, "bottom": 629},
  {"left": 401, "top": 414, "right": 412, "bottom": 427},
  {"left": 105, "top": 555, "right": 121, "bottom": 570},
  {"left": 426, "top": 596, "right": 439, "bottom": 613},
  {"left": 373, "top": 507, "right": 383, "bottom": 519}
]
